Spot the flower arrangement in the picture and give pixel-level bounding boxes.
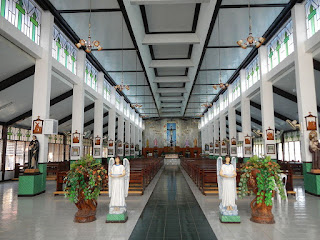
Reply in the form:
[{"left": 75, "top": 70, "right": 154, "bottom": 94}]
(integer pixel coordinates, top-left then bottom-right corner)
[
  {"left": 238, "top": 155, "right": 285, "bottom": 206},
  {"left": 64, "top": 155, "right": 108, "bottom": 203}
]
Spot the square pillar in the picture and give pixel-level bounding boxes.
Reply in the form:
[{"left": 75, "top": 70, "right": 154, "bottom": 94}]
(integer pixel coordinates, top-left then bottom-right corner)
[
  {"left": 130, "top": 122, "right": 135, "bottom": 158},
  {"left": 220, "top": 113, "right": 227, "bottom": 157},
  {"left": 117, "top": 114, "right": 124, "bottom": 157},
  {"left": 108, "top": 108, "right": 116, "bottom": 158},
  {"left": 214, "top": 118, "right": 220, "bottom": 157},
  {"left": 228, "top": 106, "right": 237, "bottom": 157},
  {"left": 125, "top": 119, "right": 130, "bottom": 157}
]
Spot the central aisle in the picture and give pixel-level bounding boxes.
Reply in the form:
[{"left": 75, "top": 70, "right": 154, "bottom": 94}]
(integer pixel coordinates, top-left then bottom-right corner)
[{"left": 129, "top": 165, "right": 217, "bottom": 240}]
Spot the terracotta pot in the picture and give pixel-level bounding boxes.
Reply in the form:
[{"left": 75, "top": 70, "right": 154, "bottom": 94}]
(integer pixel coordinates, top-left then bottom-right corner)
[
  {"left": 74, "top": 190, "right": 97, "bottom": 223},
  {"left": 248, "top": 169, "right": 275, "bottom": 224}
]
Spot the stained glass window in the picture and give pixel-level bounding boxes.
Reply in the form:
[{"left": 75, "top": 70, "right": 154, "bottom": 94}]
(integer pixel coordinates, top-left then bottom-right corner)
[
  {"left": 267, "top": 20, "right": 294, "bottom": 71},
  {"left": 245, "top": 56, "right": 260, "bottom": 90},
  {"left": 0, "top": 0, "right": 41, "bottom": 44},
  {"left": 104, "top": 80, "right": 111, "bottom": 102},
  {"left": 305, "top": 0, "right": 320, "bottom": 38},
  {"left": 220, "top": 91, "right": 228, "bottom": 111},
  {"left": 52, "top": 25, "right": 77, "bottom": 74},
  {"left": 85, "top": 60, "right": 98, "bottom": 91},
  {"left": 231, "top": 76, "right": 241, "bottom": 102},
  {"left": 115, "top": 92, "right": 120, "bottom": 109}
]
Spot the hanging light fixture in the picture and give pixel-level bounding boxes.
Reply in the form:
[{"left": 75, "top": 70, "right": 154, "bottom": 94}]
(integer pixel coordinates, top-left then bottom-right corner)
[
  {"left": 115, "top": 17, "right": 129, "bottom": 91},
  {"left": 201, "top": 53, "right": 212, "bottom": 108},
  {"left": 131, "top": 51, "right": 142, "bottom": 108},
  {"left": 213, "top": 14, "right": 229, "bottom": 90},
  {"left": 75, "top": 0, "right": 102, "bottom": 53},
  {"left": 237, "top": 0, "right": 265, "bottom": 49}
]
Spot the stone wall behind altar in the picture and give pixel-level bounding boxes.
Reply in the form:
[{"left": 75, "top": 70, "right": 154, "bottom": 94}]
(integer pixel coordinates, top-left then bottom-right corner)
[{"left": 143, "top": 118, "right": 200, "bottom": 148}]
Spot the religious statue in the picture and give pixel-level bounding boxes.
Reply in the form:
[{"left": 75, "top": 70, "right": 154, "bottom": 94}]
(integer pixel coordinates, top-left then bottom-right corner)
[
  {"left": 146, "top": 139, "right": 149, "bottom": 148},
  {"left": 217, "top": 156, "right": 240, "bottom": 222},
  {"left": 309, "top": 131, "right": 320, "bottom": 172},
  {"left": 154, "top": 138, "right": 158, "bottom": 147},
  {"left": 28, "top": 135, "right": 39, "bottom": 169},
  {"left": 185, "top": 139, "right": 189, "bottom": 148},
  {"left": 107, "top": 156, "right": 130, "bottom": 223},
  {"left": 194, "top": 138, "right": 197, "bottom": 147}
]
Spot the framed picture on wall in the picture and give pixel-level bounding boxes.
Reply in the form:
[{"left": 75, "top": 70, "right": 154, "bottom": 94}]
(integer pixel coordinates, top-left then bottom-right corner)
[
  {"left": 108, "top": 140, "right": 114, "bottom": 147},
  {"left": 117, "top": 149, "right": 123, "bottom": 155},
  {"left": 221, "top": 148, "right": 227, "bottom": 154},
  {"left": 221, "top": 141, "right": 226, "bottom": 146},
  {"left": 305, "top": 112, "right": 317, "bottom": 131},
  {"left": 72, "top": 131, "right": 80, "bottom": 143},
  {"left": 205, "top": 144, "right": 209, "bottom": 151},
  {"left": 231, "top": 138, "right": 237, "bottom": 145},
  {"left": 266, "top": 144, "right": 276, "bottom": 154},
  {"left": 95, "top": 136, "right": 101, "bottom": 145},
  {"left": 244, "top": 135, "right": 251, "bottom": 145},
  {"left": 215, "top": 149, "right": 220, "bottom": 154},
  {"left": 266, "top": 128, "right": 274, "bottom": 140},
  {"left": 33, "top": 117, "right": 43, "bottom": 134},
  {"left": 118, "top": 141, "right": 123, "bottom": 148},
  {"left": 231, "top": 147, "right": 237, "bottom": 154},
  {"left": 71, "top": 146, "right": 80, "bottom": 156},
  {"left": 94, "top": 148, "right": 100, "bottom": 156},
  {"left": 108, "top": 149, "right": 114, "bottom": 156},
  {"left": 244, "top": 147, "right": 252, "bottom": 155}
]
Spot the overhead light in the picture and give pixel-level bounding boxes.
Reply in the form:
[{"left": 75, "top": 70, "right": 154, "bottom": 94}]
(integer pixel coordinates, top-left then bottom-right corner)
[
  {"left": 75, "top": 0, "right": 102, "bottom": 53},
  {"left": 286, "top": 119, "right": 300, "bottom": 130},
  {"left": 253, "top": 129, "right": 262, "bottom": 136},
  {"left": 201, "top": 102, "right": 212, "bottom": 108},
  {"left": 237, "top": 0, "right": 265, "bottom": 49},
  {"left": 131, "top": 103, "right": 142, "bottom": 108}
]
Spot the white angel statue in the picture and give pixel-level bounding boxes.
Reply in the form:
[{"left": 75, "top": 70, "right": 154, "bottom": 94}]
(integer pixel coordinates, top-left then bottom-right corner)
[
  {"left": 108, "top": 156, "right": 130, "bottom": 215},
  {"left": 217, "top": 155, "right": 238, "bottom": 216}
]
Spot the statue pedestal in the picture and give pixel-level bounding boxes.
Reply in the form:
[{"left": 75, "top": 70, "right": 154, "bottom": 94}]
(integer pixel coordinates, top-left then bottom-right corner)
[
  {"left": 219, "top": 213, "right": 241, "bottom": 223},
  {"left": 18, "top": 173, "right": 45, "bottom": 196},
  {"left": 305, "top": 172, "right": 320, "bottom": 196},
  {"left": 106, "top": 212, "right": 128, "bottom": 223}
]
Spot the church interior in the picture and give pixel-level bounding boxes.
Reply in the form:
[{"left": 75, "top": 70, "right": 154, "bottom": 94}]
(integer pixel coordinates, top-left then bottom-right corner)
[{"left": 1, "top": 0, "right": 320, "bottom": 239}]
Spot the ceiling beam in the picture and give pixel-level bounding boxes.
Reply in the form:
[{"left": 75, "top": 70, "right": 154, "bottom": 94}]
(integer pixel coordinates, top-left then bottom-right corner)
[
  {"left": 0, "top": 66, "right": 35, "bottom": 92},
  {"left": 250, "top": 101, "right": 292, "bottom": 122},
  {"left": 6, "top": 90, "right": 73, "bottom": 126},
  {"left": 58, "top": 103, "right": 94, "bottom": 126},
  {"left": 91, "top": 48, "right": 136, "bottom": 51},
  {"left": 199, "top": 68, "right": 238, "bottom": 71},
  {"left": 150, "top": 59, "right": 194, "bottom": 68},
  {"left": 154, "top": 76, "right": 190, "bottom": 83},
  {"left": 160, "top": 103, "right": 182, "bottom": 107},
  {"left": 57, "top": 9, "right": 121, "bottom": 13},
  {"left": 156, "top": 88, "right": 187, "bottom": 93},
  {"left": 143, "top": 33, "right": 200, "bottom": 45},
  {"left": 313, "top": 59, "right": 320, "bottom": 72},
  {"left": 220, "top": 4, "right": 287, "bottom": 9},
  {"left": 160, "top": 96, "right": 185, "bottom": 101},
  {"left": 131, "top": 0, "right": 209, "bottom": 4}
]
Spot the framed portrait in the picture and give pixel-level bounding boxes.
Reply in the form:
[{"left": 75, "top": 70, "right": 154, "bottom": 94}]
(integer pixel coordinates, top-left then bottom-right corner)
[
  {"left": 117, "top": 148, "right": 123, "bottom": 155},
  {"left": 244, "top": 135, "right": 251, "bottom": 145},
  {"left": 210, "top": 149, "right": 213, "bottom": 153},
  {"left": 221, "top": 148, "right": 227, "bottom": 154},
  {"left": 205, "top": 144, "right": 209, "bottom": 151},
  {"left": 231, "top": 147, "right": 237, "bottom": 154},
  {"left": 95, "top": 136, "right": 101, "bottom": 146},
  {"left": 267, "top": 144, "right": 276, "bottom": 154},
  {"left": 135, "top": 144, "right": 139, "bottom": 151},
  {"left": 108, "top": 149, "right": 114, "bottom": 156},
  {"left": 215, "top": 142, "right": 219, "bottom": 148},
  {"left": 130, "top": 150, "right": 134, "bottom": 155},
  {"left": 305, "top": 112, "right": 317, "bottom": 131},
  {"left": 125, "top": 150, "right": 130, "bottom": 155},
  {"left": 94, "top": 148, "right": 100, "bottom": 156},
  {"left": 125, "top": 142, "right": 129, "bottom": 149},
  {"left": 71, "top": 146, "right": 80, "bottom": 156},
  {"left": 231, "top": 138, "right": 237, "bottom": 146},
  {"left": 244, "top": 147, "right": 252, "bottom": 155},
  {"left": 215, "top": 149, "right": 220, "bottom": 154},
  {"left": 221, "top": 141, "right": 226, "bottom": 146},
  {"left": 266, "top": 128, "right": 274, "bottom": 141},
  {"left": 72, "top": 131, "right": 80, "bottom": 144},
  {"left": 108, "top": 140, "right": 114, "bottom": 147},
  {"left": 33, "top": 117, "right": 43, "bottom": 134},
  {"left": 118, "top": 141, "right": 123, "bottom": 148},
  {"left": 131, "top": 143, "right": 134, "bottom": 149}
]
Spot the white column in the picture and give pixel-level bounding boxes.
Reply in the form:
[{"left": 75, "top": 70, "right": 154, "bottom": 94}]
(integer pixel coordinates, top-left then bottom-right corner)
[
  {"left": 130, "top": 121, "right": 135, "bottom": 157},
  {"left": 228, "top": 106, "right": 237, "bottom": 157},
  {"left": 117, "top": 114, "right": 124, "bottom": 157},
  {"left": 93, "top": 72, "right": 104, "bottom": 159},
  {"left": 31, "top": 12, "right": 54, "bottom": 166},
  {"left": 208, "top": 123, "right": 214, "bottom": 156},
  {"left": 259, "top": 46, "right": 277, "bottom": 159},
  {"left": 71, "top": 50, "right": 86, "bottom": 160},
  {"left": 138, "top": 127, "right": 142, "bottom": 152},
  {"left": 125, "top": 119, "right": 130, "bottom": 157},
  {"left": 135, "top": 124, "right": 139, "bottom": 157},
  {"left": 108, "top": 108, "right": 116, "bottom": 157},
  {"left": 214, "top": 118, "right": 220, "bottom": 156},
  {"left": 220, "top": 113, "right": 227, "bottom": 156},
  {"left": 240, "top": 69, "right": 252, "bottom": 159},
  {"left": 292, "top": 4, "right": 318, "bottom": 165}
]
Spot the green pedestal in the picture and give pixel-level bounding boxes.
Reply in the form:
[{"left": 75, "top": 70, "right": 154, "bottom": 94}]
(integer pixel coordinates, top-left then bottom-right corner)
[
  {"left": 304, "top": 172, "right": 320, "bottom": 196},
  {"left": 209, "top": 155, "right": 214, "bottom": 159},
  {"left": 106, "top": 212, "right": 128, "bottom": 223},
  {"left": 303, "top": 162, "right": 312, "bottom": 176},
  {"left": 219, "top": 213, "right": 241, "bottom": 223},
  {"left": 18, "top": 173, "right": 45, "bottom": 196}
]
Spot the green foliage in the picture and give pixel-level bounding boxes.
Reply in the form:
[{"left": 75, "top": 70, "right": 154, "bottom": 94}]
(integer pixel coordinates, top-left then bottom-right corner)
[
  {"left": 64, "top": 155, "right": 108, "bottom": 203},
  {"left": 238, "top": 155, "right": 286, "bottom": 206}
]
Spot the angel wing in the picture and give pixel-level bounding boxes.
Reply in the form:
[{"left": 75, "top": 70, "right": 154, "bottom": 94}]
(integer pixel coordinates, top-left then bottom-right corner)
[
  {"left": 108, "top": 158, "right": 115, "bottom": 197},
  {"left": 217, "top": 157, "right": 223, "bottom": 199},
  {"left": 231, "top": 157, "right": 238, "bottom": 200},
  {"left": 123, "top": 158, "right": 130, "bottom": 197}
]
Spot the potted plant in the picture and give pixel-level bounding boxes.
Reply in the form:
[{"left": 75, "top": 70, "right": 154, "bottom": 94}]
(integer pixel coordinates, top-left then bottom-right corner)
[
  {"left": 238, "top": 155, "right": 285, "bottom": 224},
  {"left": 64, "top": 155, "right": 108, "bottom": 223}
]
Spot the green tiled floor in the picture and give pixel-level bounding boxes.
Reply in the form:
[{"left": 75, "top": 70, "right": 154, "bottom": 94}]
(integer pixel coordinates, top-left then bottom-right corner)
[{"left": 129, "top": 166, "right": 217, "bottom": 240}]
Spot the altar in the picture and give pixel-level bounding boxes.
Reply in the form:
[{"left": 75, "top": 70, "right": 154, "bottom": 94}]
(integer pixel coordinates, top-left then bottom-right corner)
[{"left": 164, "top": 153, "right": 180, "bottom": 165}]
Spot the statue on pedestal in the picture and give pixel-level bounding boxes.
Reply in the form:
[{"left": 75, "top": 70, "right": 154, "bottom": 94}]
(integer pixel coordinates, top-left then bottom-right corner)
[
  {"left": 217, "top": 156, "right": 240, "bottom": 223},
  {"left": 309, "top": 131, "right": 320, "bottom": 172},
  {"left": 107, "top": 156, "right": 130, "bottom": 223},
  {"left": 28, "top": 135, "right": 39, "bottom": 169},
  {"left": 154, "top": 138, "right": 158, "bottom": 147}
]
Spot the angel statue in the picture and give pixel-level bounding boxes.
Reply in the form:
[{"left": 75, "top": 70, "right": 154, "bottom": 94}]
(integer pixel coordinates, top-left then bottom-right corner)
[
  {"left": 217, "top": 155, "right": 240, "bottom": 220},
  {"left": 107, "top": 156, "right": 130, "bottom": 222}
]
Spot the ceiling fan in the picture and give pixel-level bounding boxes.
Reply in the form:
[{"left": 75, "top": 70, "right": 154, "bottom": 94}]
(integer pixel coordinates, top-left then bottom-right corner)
[
  {"left": 253, "top": 129, "right": 263, "bottom": 136},
  {"left": 286, "top": 119, "right": 300, "bottom": 130}
]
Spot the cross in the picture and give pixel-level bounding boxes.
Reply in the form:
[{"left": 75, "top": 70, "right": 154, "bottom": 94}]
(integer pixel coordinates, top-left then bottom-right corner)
[
  {"left": 308, "top": 5, "right": 317, "bottom": 36},
  {"left": 283, "top": 32, "right": 290, "bottom": 57},
  {"left": 275, "top": 40, "right": 281, "bottom": 64},
  {"left": 16, "top": 0, "right": 25, "bottom": 31},
  {"left": 268, "top": 48, "right": 274, "bottom": 69},
  {"left": 30, "top": 12, "right": 39, "bottom": 42},
  {"left": 56, "top": 38, "right": 62, "bottom": 62}
]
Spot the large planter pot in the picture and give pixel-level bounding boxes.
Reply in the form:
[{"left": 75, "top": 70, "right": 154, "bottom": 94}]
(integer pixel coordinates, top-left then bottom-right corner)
[
  {"left": 74, "top": 191, "right": 98, "bottom": 223},
  {"left": 248, "top": 169, "right": 275, "bottom": 224}
]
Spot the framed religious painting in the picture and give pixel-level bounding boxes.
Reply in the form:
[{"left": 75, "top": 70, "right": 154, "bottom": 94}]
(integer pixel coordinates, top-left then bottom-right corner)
[
  {"left": 117, "top": 148, "right": 123, "bottom": 155},
  {"left": 215, "top": 141, "right": 219, "bottom": 148},
  {"left": 231, "top": 147, "right": 237, "bottom": 155},
  {"left": 95, "top": 136, "right": 101, "bottom": 145},
  {"left": 266, "top": 144, "right": 275, "bottom": 154},
  {"left": 33, "top": 116, "right": 43, "bottom": 134},
  {"left": 231, "top": 138, "right": 237, "bottom": 146},
  {"left": 71, "top": 146, "right": 80, "bottom": 156},
  {"left": 108, "top": 140, "right": 114, "bottom": 147},
  {"left": 244, "top": 147, "right": 252, "bottom": 155},
  {"left": 221, "top": 148, "right": 227, "bottom": 154},
  {"left": 244, "top": 135, "right": 251, "bottom": 145},
  {"left": 305, "top": 112, "right": 317, "bottom": 131},
  {"left": 215, "top": 149, "right": 220, "bottom": 154},
  {"left": 266, "top": 128, "right": 274, "bottom": 140},
  {"left": 135, "top": 144, "right": 139, "bottom": 151},
  {"left": 205, "top": 144, "right": 209, "bottom": 151},
  {"left": 118, "top": 141, "right": 123, "bottom": 148},
  {"left": 108, "top": 149, "right": 114, "bottom": 156},
  {"left": 94, "top": 148, "right": 100, "bottom": 156},
  {"left": 131, "top": 143, "right": 134, "bottom": 149},
  {"left": 72, "top": 131, "right": 80, "bottom": 143},
  {"left": 221, "top": 140, "right": 226, "bottom": 147}
]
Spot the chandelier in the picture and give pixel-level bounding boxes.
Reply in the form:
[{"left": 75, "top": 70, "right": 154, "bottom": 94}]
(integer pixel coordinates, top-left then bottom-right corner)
[
  {"left": 131, "top": 103, "right": 142, "bottom": 108},
  {"left": 197, "top": 114, "right": 204, "bottom": 118},
  {"left": 141, "top": 115, "right": 148, "bottom": 118},
  {"left": 237, "top": 0, "right": 265, "bottom": 49},
  {"left": 213, "top": 15, "right": 229, "bottom": 91},
  {"left": 201, "top": 102, "right": 212, "bottom": 108},
  {"left": 114, "top": 17, "right": 129, "bottom": 91},
  {"left": 75, "top": 0, "right": 102, "bottom": 53}
]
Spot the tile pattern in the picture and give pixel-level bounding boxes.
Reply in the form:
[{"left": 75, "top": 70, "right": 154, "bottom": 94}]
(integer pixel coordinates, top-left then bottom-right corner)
[{"left": 129, "top": 165, "right": 217, "bottom": 240}]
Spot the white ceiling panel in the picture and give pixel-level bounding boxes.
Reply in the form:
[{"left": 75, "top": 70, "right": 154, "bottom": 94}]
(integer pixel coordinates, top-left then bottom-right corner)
[
  {"left": 153, "top": 45, "right": 190, "bottom": 59},
  {"left": 49, "top": 0, "right": 119, "bottom": 10}
]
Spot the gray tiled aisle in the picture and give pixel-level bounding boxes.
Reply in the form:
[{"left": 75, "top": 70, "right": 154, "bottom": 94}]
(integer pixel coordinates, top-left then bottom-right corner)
[{"left": 129, "top": 165, "right": 217, "bottom": 240}]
